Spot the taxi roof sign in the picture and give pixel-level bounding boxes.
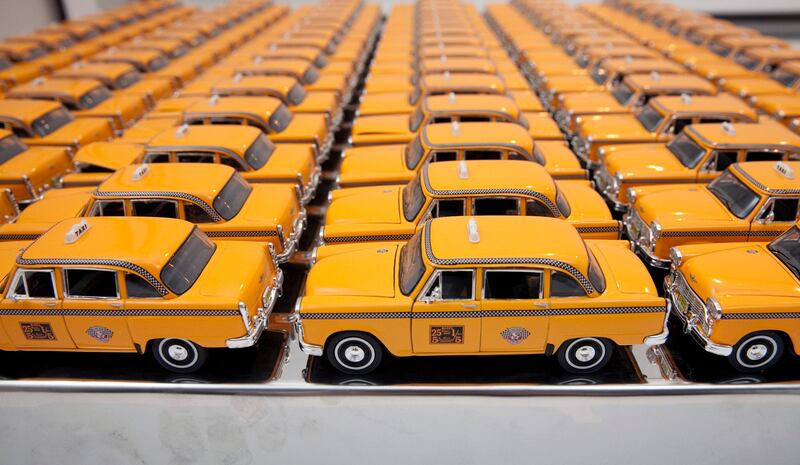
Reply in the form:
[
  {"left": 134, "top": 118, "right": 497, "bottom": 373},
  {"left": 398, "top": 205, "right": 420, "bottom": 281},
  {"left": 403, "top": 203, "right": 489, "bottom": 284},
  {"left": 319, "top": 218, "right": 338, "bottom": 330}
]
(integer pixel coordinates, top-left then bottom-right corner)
[
  {"left": 775, "top": 161, "right": 795, "bottom": 179},
  {"left": 64, "top": 220, "right": 90, "bottom": 244},
  {"left": 467, "top": 218, "right": 480, "bottom": 244},
  {"left": 131, "top": 163, "right": 150, "bottom": 181}
]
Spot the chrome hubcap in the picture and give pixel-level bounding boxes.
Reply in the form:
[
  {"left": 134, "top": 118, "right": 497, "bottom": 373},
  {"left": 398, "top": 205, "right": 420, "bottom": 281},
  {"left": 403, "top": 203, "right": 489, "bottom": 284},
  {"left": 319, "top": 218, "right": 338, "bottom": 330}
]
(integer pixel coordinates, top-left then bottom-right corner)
[
  {"left": 344, "top": 345, "right": 366, "bottom": 363},
  {"left": 168, "top": 345, "right": 189, "bottom": 361},
  {"left": 747, "top": 344, "right": 769, "bottom": 361},
  {"left": 575, "top": 345, "right": 596, "bottom": 362}
]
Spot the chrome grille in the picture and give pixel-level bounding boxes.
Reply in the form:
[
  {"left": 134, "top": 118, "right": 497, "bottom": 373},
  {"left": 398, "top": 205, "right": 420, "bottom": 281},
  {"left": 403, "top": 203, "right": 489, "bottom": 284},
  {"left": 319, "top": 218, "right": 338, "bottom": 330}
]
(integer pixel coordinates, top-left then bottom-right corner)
[
  {"left": 673, "top": 272, "right": 710, "bottom": 333},
  {"left": 594, "top": 167, "right": 615, "bottom": 194}
]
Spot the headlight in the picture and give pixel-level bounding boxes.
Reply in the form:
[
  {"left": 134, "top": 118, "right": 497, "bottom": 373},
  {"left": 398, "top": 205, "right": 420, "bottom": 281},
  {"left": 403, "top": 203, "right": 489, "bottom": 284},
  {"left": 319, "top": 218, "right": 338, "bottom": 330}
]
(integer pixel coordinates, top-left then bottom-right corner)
[
  {"left": 650, "top": 219, "right": 662, "bottom": 240},
  {"left": 706, "top": 297, "right": 723, "bottom": 321},
  {"left": 626, "top": 187, "right": 636, "bottom": 205},
  {"left": 669, "top": 247, "right": 683, "bottom": 267},
  {"left": 598, "top": 147, "right": 606, "bottom": 160}
]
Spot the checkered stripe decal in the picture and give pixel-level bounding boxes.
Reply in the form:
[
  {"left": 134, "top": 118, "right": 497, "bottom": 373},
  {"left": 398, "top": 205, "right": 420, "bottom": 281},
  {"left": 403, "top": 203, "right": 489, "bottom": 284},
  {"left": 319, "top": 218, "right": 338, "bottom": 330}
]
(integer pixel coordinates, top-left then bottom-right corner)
[
  {"left": 16, "top": 256, "right": 169, "bottom": 296},
  {"left": 324, "top": 233, "right": 414, "bottom": 243},
  {"left": 734, "top": 165, "right": 800, "bottom": 195},
  {"left": 302, "top": 306, "right": 666, "bottom": 320},
  {"left": 574, "top": 225, "right": 619, "bottom": 233},
  {"left": 94, "top": 190, "right": 221, "bottom": 222},
  {"left": 661, "top": 230, "right": 780, "bottom": 237},
  {"left": 0, "top": 233, "right": 41, "bottom": 241},
  {"left": 422, "top": 165, "right": 561, "bottom": 217},
  {"left": 423, "top": 226, "right": 595, "bottom": 293},
  {"left": 0, "top": 308, "right": 239, "bottom": 316},
  {"left": 205, "top": 230, "right": 277, "bottom": 237},
  {"left": 722, "top": 312, "right": 800, "bottom": 320}
]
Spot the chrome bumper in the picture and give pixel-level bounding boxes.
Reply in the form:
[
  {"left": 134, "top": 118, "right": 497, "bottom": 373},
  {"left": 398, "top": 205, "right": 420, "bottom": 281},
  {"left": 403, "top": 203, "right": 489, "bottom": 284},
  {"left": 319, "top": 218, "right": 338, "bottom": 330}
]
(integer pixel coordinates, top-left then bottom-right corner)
[
  {"left": 276, "top": 209, "right": 308, "bottom": 263},
  {"left": 624, "top": 216, "right": 671, "bottom": 268},
  {"left": 226, "top": 267, "right": 284, "bottom": 349},
  {"left": 569, "top": 136, "right": 598, "bottom": 168},
  {"left": 292, "top": 296, "right": 323, "bottom": 356},
  {"left": 643, "top": 300, "right": 670, "bottom": 346},
  {"left": 664, "top": 274, "right": 732, "bottom": 356},
  {"left": 300, "top": 166, "right": 322, "bottom": 205}
]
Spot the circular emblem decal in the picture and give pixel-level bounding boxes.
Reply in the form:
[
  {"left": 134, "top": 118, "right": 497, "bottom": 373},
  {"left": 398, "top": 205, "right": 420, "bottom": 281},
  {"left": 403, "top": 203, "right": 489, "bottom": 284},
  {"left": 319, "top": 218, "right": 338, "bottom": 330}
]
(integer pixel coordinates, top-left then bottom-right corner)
[
  {"left": 86, "top": 326, "right": 114, "bottom": 343},
  {"left": 500, "top": 327, "right": 530, "bottom": 345}
]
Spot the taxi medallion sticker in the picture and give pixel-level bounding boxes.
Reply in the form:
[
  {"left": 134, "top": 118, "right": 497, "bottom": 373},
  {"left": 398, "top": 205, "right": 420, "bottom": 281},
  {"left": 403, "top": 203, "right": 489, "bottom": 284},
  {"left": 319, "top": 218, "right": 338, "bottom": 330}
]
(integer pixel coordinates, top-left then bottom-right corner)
[
  {"left": 86, "top": 326, "right": 114, "bottom": 343},
  {"left": 500, "top": 327, "right": 530, "bottom": 345}
]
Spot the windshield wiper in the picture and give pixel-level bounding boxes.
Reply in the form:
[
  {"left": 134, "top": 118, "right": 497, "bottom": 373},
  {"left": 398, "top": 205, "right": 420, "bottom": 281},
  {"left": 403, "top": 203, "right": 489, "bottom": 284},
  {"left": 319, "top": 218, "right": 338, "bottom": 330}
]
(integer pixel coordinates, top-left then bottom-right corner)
[
  {"left": 769, "top": 247, "right": 800, "bottom": 278},
  {"left": 709, "top": 188, "right": 733, "bottom": 212}
]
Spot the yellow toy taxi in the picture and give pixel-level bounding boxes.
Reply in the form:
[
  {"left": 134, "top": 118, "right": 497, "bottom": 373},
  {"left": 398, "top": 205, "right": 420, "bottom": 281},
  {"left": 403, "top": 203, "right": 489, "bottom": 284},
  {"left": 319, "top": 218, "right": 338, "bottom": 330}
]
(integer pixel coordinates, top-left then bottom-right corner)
[
  {"left": 0, "top": 216, "right": 281, "bottom": 373},
  {"left": 8, "top": 78, "right": 149, "bottom": 134},
  {"left": 720, "top": 76, "right": 797, "bottom": 100},
  {"left": 0, "top": 130, "right": 73, "bottom": 203},
  {"left": 666, "top": 223, "right": 800, "bottom": 371},
  {"left": 625, "top": 161, "right": 800, "bottom": 268},
  {"left": 337, "top": 122, "right": 580, "bottom": 188},
  {"left": 61, "top": 142, "right": 144, "bottom": 187},
  {"left": 595, "top": 121, "right": 800, "bottom": 210},
  {"left": 750, "top": 94, "right": 800, "bottom": 133},
  {"left": 734, "top": 46, "right": 800, "bottom": 73},
  {"left": 323, "top": 159, "right": 618, "bottom": 245},
  {"left": 143, "top": 124, "right": 320, "bottom": 204},
  {"left": 567, "top": 95, "right": 757, "bottom": 162},
  {"left": 152, "top": 96, "right": 333, "bottom": 163},
  {"left": 1, "top": 164, "right": 305, "bottom": 263},
  {"left": 0, "top": 99, "right": 113, "bottom": 155},
  {"left": 52, "top": 62, "right": 176, "bottom": 108},
  {"left": 295, "top": 215, "right": 667, "bottom": 374}
]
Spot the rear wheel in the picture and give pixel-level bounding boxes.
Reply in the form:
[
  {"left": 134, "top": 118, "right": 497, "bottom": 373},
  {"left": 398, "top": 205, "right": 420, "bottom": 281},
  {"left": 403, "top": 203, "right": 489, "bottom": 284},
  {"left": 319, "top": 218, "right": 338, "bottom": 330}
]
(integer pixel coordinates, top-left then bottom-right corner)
[
  {"left": 556, "top": 337, "right": 614, "bottom": 374},
  {"left": 152, "top": 338, "right": 208, "bottom": 373},
  {"left": 728, "top": 332, "right": 783, "bottom": 373},
  {"left": 326, "top": 332, "right": 383, "bottom": 374}
]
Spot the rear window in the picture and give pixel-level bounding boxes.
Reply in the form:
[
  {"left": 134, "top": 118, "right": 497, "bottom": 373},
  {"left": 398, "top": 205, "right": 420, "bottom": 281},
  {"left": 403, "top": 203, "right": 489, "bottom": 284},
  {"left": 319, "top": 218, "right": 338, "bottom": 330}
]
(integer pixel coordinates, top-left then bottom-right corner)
[
  {"left": 611, "top": 82, "right": 635, "bottom": 105},
  {"left": 147, "top": 56, "right": 168, "bottom": 71},
  {"left": 635, "top": 104, "right": 665, "bottom": 132},
  {"left": 404, "top": 135, "right": 425, "bottom": 169},
  {"left": 114, "top": 71, "right": 142, "bottom": 89},
  {"left": 586, "top": 249, "right": 606, "bottom": 294},
  {"left": 31, "top": 107, "right": 74, "bottom": 137},
  {"left": 78, "top": 86, "right": 111, "bottom": 109},
  {"left": 161, "top": 228, "right": 216, "bottom": 295},
  {"left": 244, "top": 134, "right": 274, "bottom": 169},
  {"left": 213, "top": 172, "right": 252, "bottom": 220},
  {"left": 287, "top": 83, "right": 307, "bottom": 105},
  {"left": 268, "top": 105, "right": 293, "bottom": 133},
  {"left": 0, "top": 135, "right": 27, "bottom": 163},
  {"left": 302, "top": 66, "right": 319, "bottom": 84}
]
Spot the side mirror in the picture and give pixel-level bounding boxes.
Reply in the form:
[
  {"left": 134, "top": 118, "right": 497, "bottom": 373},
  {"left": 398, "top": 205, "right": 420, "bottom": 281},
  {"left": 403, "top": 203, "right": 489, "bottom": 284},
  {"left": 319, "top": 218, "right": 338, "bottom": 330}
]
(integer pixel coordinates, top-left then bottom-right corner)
[{"left": 757, "top": 209, "right": 775, "bottom": 224}]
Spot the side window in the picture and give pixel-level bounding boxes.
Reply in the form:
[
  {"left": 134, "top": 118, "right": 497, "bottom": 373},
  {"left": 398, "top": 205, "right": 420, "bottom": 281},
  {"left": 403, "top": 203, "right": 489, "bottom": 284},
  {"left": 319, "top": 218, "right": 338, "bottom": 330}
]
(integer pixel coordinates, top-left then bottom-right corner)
[
  {"left": 89, "top": 200, "right": 125, "bottom": 217},
  {"left": 218, "top": 155, "right": 243, "bottom": 170},
  {"left": 183, "top": 203, "right": 214, "bottom": 223},
  {"left": 699, "top": 118, "right": 728, "bottom": 124},
  {"left": 507, "top": 151, "right": 527, "bottom": 161},
  {"left": 671, "top": 118, "right": 692, "bottom": 135},
  {"left": 745, "top": 151, "right": 784, "bottom": 162},
  {"left": 459, "top": 116, "right": 492, "bottom": 123},
  {"left": 10, "top": 126, "right": 31, "bottom": 138},
  {"left": 10, "top": 270, "right": 56, "bottom": 299},
  {"left": 484, "top": 270, "right": 543, "bottom": 300},
  {"left": 422, "top": 270, "right": 474, "bottom": 301},
  {"left": 176, "top": 152, "right": 215, "bottom": 163},
  {"left": 131, "top": 200, "right": 178, "bottom": 218},
  {"left": 430, "top": 116, "right": 452, "bottom": 124},
  {"left": 550, "top": 271, "right": 586, "bottom": 297},
  {"left": 124, "top": 273, "right": 161, "bottom": 298},
  {"left": 525, "top": 199, "right": 555, "bottom": 217},
  {"left": 144, "top": 152, "right": 170, "bottom": 163},
  {"left": 209, "top": 116, "right": 242, "bottom": 125},
  {"left": 464, "top": 150, "right": 502, "bottom": 160},
  {"left": 64, "top": 269, "right": 118, "bottom": 298},
  {"left": 431, "top": 151, "right": 457, "bottom": 162},
  {"left": 711, "top": 151, "right": 738, "bottom": 171},
  {"left": 473, "top": 198, "right": 520, "bottom": 215},
  {"left": 431, "top": 199, "right": 464, "bottom": 218},
  {"left": 761, "top": 198, "right": 800, "bottom": 223}
]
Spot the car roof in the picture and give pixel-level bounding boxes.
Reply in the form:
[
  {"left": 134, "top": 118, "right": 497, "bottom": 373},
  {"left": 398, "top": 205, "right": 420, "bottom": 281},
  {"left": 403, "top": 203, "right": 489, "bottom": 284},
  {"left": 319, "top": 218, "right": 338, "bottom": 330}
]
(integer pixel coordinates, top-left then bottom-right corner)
[
  {"left": 732, "top": 161, "right": 800, "bottom": 196},
  {"left": 422, "top": 121, "right": 533, "bottom": 153},
  {"left": 182, "top": 95, "right": 282, "bottom": 116},
  {"left": 751, "top": 94, "right": 800, "bottom": 116},
  {"left": 53, "top": 62, "right": 136, "bottom": 79},
  {"left": 423, "top": 159, "right": 557, "bottom": 202},
  {"left": 423, "top": 215, "right": 590, "bottom": 282},
  {"left": 687, "top": 120, "right": 800, "bottom": 150},
  {"left": 20, "top": 216, "right": 194, "bottom": 276},
  {"left": 624, "top": 73, "right": 717, "bottom": 93},
  {"left": 9, "top": 78, "right": 101, "bottom": 99},
  {"left": 98, "top": 163, "right": 234, "bottom": 203},
  {"left": 420, "top": 72, "right": 505, "bottom": 91},
  {"left": 651, "top": 94, "right": 757, "bottom": 119},
  {"left": 74, "top": 142, "right": 144, "bottom": 167},
  {"left": 146, "top": 124, "right": 260, "bottom": 154},
  {"left": 601, "top": 57, "right": 685, "bottom": 74},
  {"left": 184, "top": 75, "right": 297, "bottom": 95},
  {"left": 92, "top": 48, "right": 166, "bottom": 62},
  {"left": 422, "top": 94, "right": 519, "bottom": 115},
  {"left": 743, "top": 47, "right": 800, "bottom": 61},
  {"left": 0, "top": 98, "right": 62, "bottom": 120}
]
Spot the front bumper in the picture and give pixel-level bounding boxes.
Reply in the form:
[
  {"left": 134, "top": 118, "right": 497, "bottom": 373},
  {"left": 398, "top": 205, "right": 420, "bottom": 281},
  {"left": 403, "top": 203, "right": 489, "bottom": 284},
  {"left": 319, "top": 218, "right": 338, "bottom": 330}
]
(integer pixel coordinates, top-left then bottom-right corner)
[
  {"left": 276, "top": 208, "right": 308, "bottom": 263},
  {"left": 664, "top": 274, "right": 732, "bottom": 356},
  {"left": 292, "top": 296, "right": 323, "bottom": 356},
  {"left": 623, "top": 215, "right": 671, "bottom": 268},
  {"left": 226, "top": 267, "right": 284, "bottom": 349},
  {"left": 643, "top": 300, "right": 670, "bottom": 346},
  {"left": 569, "top": 136, "right": 599, "bottom": 169},
  {"left": 300, "top": 165, "right": 322, "bottom": 205},
  {"left": 593, "top": 167, "right": 627, "bottom": 212}
]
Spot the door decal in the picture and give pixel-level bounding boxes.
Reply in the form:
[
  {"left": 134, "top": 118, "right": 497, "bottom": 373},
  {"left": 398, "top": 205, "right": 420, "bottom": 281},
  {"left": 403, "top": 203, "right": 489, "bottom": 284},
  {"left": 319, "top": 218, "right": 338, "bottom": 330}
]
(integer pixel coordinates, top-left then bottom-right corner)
[
  {"left": 430, "top": 325, "right": 464, "bottom": 344},
  {"left": 500, "top": 327, "right": 530, "bottom": 345},
  {"left": 20, "top": 322, "right": 56, "bottom": 340}
]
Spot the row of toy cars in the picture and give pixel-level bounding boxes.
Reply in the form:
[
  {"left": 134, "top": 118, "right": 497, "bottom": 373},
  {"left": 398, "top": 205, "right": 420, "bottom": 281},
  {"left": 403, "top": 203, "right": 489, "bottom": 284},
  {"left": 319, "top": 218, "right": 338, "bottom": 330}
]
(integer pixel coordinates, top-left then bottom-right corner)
[
  {"left": 0, "top": 0, "right": 382, "bottom": 373},
  {"left": 292, "top": 0, "right": 670, "bottom": 376},
  {"left": 505, "top": 0, "right": 800, "bottom": 373}
]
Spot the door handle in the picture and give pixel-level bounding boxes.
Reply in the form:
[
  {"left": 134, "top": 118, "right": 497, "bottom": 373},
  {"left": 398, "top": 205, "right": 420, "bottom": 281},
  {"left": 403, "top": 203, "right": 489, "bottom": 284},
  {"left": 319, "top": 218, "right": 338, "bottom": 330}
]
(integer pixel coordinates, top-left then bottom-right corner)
[
  {"left": 534, "top": 302, "right": 549, "bottom": 308},
  {"left": 109, "top": 302, "right": 123, "bottom": 308},
  {"left": 461, "top": 303, "right": 477, "bottom": 309},
  {"left": 43, "top": 301, "right": 56, "bottom": 308}
]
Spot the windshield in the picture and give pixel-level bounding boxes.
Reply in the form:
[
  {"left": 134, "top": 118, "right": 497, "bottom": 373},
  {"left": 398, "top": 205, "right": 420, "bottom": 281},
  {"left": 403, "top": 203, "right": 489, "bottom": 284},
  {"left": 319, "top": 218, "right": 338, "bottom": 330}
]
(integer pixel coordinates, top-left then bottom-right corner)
[
  {"left": 31, "top": 107, "right": 74, "bottom": 137},
  {"left": 611, "top": 82, "right": 635, "bottom": 105},
  {"left": 768, "top": 226, "right": 800, "bottom": 279},
  {"left": 667, "top": 132, "right": 706, "bottom": 168},
  {"left": 708, "top": 171, "right": 761, "bottom": 219},
  {"left": 269, "top": 104, "right": 293, "bottom": 133},
  {"left": 532, "top": 146, "right": 546, "bottom": 165},
  {"left": 409, "top": 86, "right": 422, "bottom": 105},
  {"left": 399, "top": 230, "right": 426, "bottom": 295},
  {"left": 635, "top": 104, "right": 665, "bottom": 132},
  {"left": 287, "top": 83, "right": 306, "bottom": 105},
  {"left": 709, "top": 42, "right": 731, "bottom": 57},
  {"left": 78, "top": 86, "right": 111, "bottom": 109},
  {"left": 302, "top": 66, "right": 319, "bottom": 84},
  {"left": 402, "top": 173, "right": 426, "bottom": 221},
  {"left": 213, "top": 172, "right": 252, "bottom": 220},
  {"left": 0, "top": 135, "right": 27, "bottom": 163},
  {"left": 590, "top": 65, "right": 608, "bottom": 84},
  {"left": 114, "top": 71, "right": 142, "bottom": 89},
  {"left": 734, "top": 51, "right": 760, "bottom": 71},
  {"left": 587, "top": 248, "right": 606, "bottom": 294},
  {"left": 556, "top": 188, "right": 571, "bottom": 217},
  {"left": 772, "top": 69, "right": 799, "bottom": 88},
  {"left": 147, "top": 56, "right": 168, "bottom": 71},
  {"left": 161, "top": 228, "right": 216, "bottom": 295},
  {"left": 404, "top": 135, "right": 425, "bottom": 170},
  {"left": 244, "top": 134, "right": 274, "bottom": 169},
  {"left": 408, "top": 105, "right": 425, "bottom": 132}
]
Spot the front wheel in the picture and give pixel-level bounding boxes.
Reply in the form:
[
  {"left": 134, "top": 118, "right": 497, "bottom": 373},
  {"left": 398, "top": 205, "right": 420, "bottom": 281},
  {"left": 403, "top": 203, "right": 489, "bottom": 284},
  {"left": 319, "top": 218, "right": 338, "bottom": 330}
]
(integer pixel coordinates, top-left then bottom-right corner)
[
  {"left": 728, "top": 332, "right": 784, "bottom": 373},
  {"left": 152, "top": 338, "right": 208, "bottom": 373},
  {"left": 325, "top": 332, "right": 383, "bottom": 374},
  {"left": 556, "top": 337, "right": 614, "bottom": 374}
]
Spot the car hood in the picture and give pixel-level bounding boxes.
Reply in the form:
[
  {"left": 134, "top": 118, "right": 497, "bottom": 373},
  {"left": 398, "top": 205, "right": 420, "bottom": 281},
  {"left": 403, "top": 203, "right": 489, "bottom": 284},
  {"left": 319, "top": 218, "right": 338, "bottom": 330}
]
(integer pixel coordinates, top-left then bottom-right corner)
[
  {"left": 305, "top": 244, "right": 399, "bottom": 297},
  {"left": 605, "top": 145, "right": 694, "bottom": 180},
  {"left": 339, "top": 144, "right": 411, "bottom": 186},
  {"left": 578, "top": 114, "right": 654, "bottom": 142},
  {"left": 350, "top": 114, "right": 413, "bottom": 145},
  {"left": 358, "top": 92, "right": 414, "bottom": 116},
  {"left": 564, "top": 93, "right": 627, "bottom": 114},
  {"left": 636, "top": 187, "right": 735, "bottom": 227},
  {"left": 327, "top": 186, "right": 403, "bottom": 225}
]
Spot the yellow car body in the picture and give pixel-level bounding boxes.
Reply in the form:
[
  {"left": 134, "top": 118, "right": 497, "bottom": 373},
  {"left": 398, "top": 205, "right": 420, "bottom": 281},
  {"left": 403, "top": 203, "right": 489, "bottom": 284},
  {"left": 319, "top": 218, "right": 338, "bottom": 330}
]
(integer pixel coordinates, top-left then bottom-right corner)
[
  {"left": 733, "top": 46, "right": 800, "bottom": 74},
  {"left": 595, "top": 121, "right": 800, "bottom": 210},
  {"left": 0, "top": 130, "right": 73, "bottom": 203},
  {"left": 770, "top": 61, "right": 800, "bottom": 92},
  {"left": 1, "top": 164, "right": 305, "bottom": 263},
  {"left": 750, "top": 93, "right": 800, "bottom": 133},
  {"left": 61, "top": 142, "right": 144, "bottom": 187},
  {"left": 0, "top": 216, "right": 280, "bottom": 373},
  {"left": 626, "top": 161, "right": 800, "bottom": 267},
  {"left": 296, "top": 216, "right": 667, "bottom": 374},
  {"left": 52, "top": 63, "right": 176, "bottom": 107},
  {"left": 720, "top": 76, "right": 798, "bottom": 100}
]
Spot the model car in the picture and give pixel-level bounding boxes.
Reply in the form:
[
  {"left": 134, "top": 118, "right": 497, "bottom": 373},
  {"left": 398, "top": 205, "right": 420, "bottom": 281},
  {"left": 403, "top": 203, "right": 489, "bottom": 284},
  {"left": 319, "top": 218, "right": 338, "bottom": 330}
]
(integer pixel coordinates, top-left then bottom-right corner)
[
  {"left": 595, "top": 121, "right": 800, "bottom": 210},
  {"left": 295, "top": 215, "right": 667, "bottom": 374},
  {"left": 52, "top": 62, "right": 176, "bottom": 107},
  {"left": 0, "top": 216, "right": 281, "bottom": 373},
  {"left": 625, "top": 161, "right": 800, "bottom": 267},
  {"left": 666, "top": 223, "right": 800, "bottom": 371}
]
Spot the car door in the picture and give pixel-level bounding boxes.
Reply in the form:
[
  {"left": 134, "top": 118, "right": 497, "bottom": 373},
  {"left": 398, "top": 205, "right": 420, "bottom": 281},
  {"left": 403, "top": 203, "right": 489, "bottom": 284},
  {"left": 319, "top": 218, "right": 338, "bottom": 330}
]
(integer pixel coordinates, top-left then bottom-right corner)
[
  {"left": 750, "top": 197, "right": 800, "bottom": 241},
  {"left": 0, "top": 268, "right": 74, "bottom": 349},
  {"left": 479, "top": 268, "right": 549, "bottom": 353},
  {"left": 61, "top": 268, "right": 134, "bottom": 350},
  {"left": 411, "top": 269, "right": 480, "bottom": 354}
]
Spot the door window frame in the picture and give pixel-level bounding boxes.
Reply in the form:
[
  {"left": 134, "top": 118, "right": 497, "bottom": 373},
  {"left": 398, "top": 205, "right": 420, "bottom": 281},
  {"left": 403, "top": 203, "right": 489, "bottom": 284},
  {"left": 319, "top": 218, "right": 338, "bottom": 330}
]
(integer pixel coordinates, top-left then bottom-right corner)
[
  {"left": 8, "top": 268, "right": 58, "bottom": 300},
  {"left": 61, "top": 267, "right": 120, "bottom": 300},
  {"left": 417, "top": 269, "right": 476, "bottom": 303},
  {"left": 482, "top": 268, "right": 544, "bottom": 300}
]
